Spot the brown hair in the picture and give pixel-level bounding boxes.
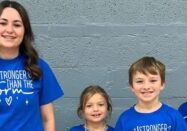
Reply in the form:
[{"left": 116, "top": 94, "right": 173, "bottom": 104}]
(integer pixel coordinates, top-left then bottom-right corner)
[
  {"left": 0, "top": 1, "right": 41, "bottom": 79},
  {"left": 77, "top": 85, "right": 112, "bottom": 119},
  {"left": 128, "top": 56, "right": 165, "bottom": 86}
]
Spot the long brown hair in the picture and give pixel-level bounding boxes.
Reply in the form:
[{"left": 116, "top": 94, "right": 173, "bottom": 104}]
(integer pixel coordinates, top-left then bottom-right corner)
[{"left": 0, "top": 1, "right": 41, "bottom": 79}]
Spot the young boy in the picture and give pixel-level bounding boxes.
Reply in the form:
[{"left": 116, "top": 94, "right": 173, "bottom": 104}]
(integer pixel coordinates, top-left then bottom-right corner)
[
  {"left": 115, "top": 56, "right": 187, "bottom": 131},
  {"left": 178, "top": 102, "right": 187, "bottom": 124}
]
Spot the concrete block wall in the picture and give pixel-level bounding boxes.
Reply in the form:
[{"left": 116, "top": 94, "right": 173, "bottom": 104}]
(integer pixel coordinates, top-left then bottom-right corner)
[{"left": 17, "top": 0, "right": 187, "bottom": 130}]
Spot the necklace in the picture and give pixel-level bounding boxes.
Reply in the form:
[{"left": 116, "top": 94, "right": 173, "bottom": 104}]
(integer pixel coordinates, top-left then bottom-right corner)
[{"left": 84, "top": 124, "right": 108, "bottom": 131}]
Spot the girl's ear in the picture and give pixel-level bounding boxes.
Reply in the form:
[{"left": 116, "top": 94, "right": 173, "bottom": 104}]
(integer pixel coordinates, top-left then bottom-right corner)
[
  {"left": 129, "top": 83, "right": 134, "bottom": 88},
  {"left": 80, "top": 110, "right": 85, "bottom": 118}
]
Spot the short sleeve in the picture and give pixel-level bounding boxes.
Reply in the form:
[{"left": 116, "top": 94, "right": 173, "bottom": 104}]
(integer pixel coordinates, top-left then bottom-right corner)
[
  {"left": 174, "top": 110, "right": 187, "bottom": 130},
  {"left": 38, "top": 59, "right": 64, "bottom": 105},
  {"left": 178, "top": 102, "right": 187, "bottom": 125}
]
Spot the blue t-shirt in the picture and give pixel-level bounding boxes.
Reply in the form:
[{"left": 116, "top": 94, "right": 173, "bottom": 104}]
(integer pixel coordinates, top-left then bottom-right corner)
[
  {"left": 115, "top": 103, "right": 187, "bottom": 131},
  {"left": 0, "top": 55, "right": 64, "bottom": 131},
  {"left": 70, "top": 124, "right": 114, "bottom": 131},
  {"left": 178, "top": 102, "right": 187, "bottom": 124}
]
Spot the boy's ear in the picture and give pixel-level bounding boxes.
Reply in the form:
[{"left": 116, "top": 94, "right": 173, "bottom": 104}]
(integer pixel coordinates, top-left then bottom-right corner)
[
  {"left": 161, "top": 83, "right": 165, "bottom": 90},
  {"left": 129, "top": 85, "right": 135, "bottom": 91}
]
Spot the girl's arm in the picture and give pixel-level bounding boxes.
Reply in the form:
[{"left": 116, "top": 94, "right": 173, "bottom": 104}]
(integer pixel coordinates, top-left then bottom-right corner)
[{"left": 41, "top": 103, "right": 56, "bottom": 131}]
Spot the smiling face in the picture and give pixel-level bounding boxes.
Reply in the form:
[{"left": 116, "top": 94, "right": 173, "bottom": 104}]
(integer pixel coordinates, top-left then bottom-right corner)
[
  {"left": 83, "top": 93, "right": 108, "bottom": 125},
  {"left": 0, "top": 7, "right": 24, "bottom": 58},
  {"left": 131, "top": 71, "right": 164, "bottom": 106}
]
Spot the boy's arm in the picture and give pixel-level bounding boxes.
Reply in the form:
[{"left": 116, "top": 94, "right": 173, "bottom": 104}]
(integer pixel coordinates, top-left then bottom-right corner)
[{"left": 114, "top": 115, "right": 124, "bottom": 131}]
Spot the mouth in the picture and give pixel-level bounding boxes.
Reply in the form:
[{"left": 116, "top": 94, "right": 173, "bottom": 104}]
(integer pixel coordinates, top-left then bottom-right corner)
[
  {"left": 141, "top": 91, "right": 154, "bottom": 96},
  {"left": 2, "top": 35, "right": 16, "bottom": 40},
  {"left": 91, "top": 113, "right": 101, "bottom": 118}
]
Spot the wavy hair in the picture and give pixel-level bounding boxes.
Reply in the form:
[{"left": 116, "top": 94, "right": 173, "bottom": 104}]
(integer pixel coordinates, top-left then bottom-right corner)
[{"left": 0, "top": 1, "right": 41, "bottom": 79}]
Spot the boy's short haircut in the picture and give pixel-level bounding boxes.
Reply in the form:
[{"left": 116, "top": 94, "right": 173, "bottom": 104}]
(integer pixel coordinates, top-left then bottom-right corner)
[{"left": 128, "top": 56, "right": 165, "bottom": 86}]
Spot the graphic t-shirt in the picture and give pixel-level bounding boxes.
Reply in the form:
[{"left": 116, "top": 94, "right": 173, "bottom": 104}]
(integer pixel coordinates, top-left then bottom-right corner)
[
  {"left": 178, "top": 102, "right": 187, "bottom": 124},
  {"left": 115, "top": 103, "right": 187, "bottom": 131},
  {"left": 70, "top": 124, "right": 114, "bottom": 131},
  {"left": 0, "top": 55, "right": 63, "bottom": 131}
]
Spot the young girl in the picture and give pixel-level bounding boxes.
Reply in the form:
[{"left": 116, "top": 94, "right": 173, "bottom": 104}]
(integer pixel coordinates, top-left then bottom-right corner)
[{"left": 70, "top": 85, "right": 114, "bottom": 131}]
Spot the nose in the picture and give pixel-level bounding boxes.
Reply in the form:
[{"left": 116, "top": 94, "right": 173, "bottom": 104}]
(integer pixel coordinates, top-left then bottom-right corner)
[
  {"left": 93, "top": 105, "right": 99, "bottom": 111},
  {"left": 143, "top": 82, "right": 151, "bottom": 90},
  {"left": 6, "top": 24, "right": 14, "bottom": 33},
  {"left": 143, "top": 86, "right": 150, "bottom": 90}
]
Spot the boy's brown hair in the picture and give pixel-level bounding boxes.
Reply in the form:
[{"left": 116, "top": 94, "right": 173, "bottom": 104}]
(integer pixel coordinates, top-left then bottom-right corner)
[{"left": 128, "top": 56, "right": 165, "bottom": 86}]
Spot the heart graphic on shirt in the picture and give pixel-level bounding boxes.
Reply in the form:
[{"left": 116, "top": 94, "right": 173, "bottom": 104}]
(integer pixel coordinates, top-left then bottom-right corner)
[{"left": 5, "top": 96, "right": 12, "bottom": 106}]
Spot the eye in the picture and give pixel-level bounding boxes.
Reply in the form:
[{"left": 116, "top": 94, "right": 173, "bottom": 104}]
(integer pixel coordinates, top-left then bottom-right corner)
[
  {"left": 85, "top": 104, "right": 92, "bottom": 108},
  {"left": 0, "top": 22, "right": 7, "bottom": 26},
  {"left": 150, "top": 79, "right": 157, "bottom": 83},
  {"left": 136, "top": 80, "right": 143, "bottom": 83},
  {"left": 13, "top": 23, "right": 22, "bottom": 27},
  {"left": 99, "top": 103, "right": 104, "bottom": 106}
]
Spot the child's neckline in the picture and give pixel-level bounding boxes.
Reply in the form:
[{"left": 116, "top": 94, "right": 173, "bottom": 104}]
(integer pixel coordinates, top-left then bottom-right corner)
[
  {"left": 84, "top": 124, "right": 108, "bottom": 131},
  {"left": 134, "top": 102, "right": 163, "bottom": 113}
]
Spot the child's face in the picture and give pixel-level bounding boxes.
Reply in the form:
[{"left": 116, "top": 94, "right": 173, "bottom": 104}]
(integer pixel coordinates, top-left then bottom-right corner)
[
  {"left": 83, "top": 93, "right": 108, "bottom": 124},
  {"left": 131, "top": 72, "right": 164, "bottom": 105}
]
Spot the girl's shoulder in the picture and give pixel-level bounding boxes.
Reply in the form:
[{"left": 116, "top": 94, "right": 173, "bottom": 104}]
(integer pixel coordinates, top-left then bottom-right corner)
[
  {"left": 69, "top": 124, "right": 84, "bottom": 131},
  {"left": 37, "top": 58, "right": 52, "bottom": 71},
  {"left": 37, "top": 57, "right": 48, "bottom": 66}
]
